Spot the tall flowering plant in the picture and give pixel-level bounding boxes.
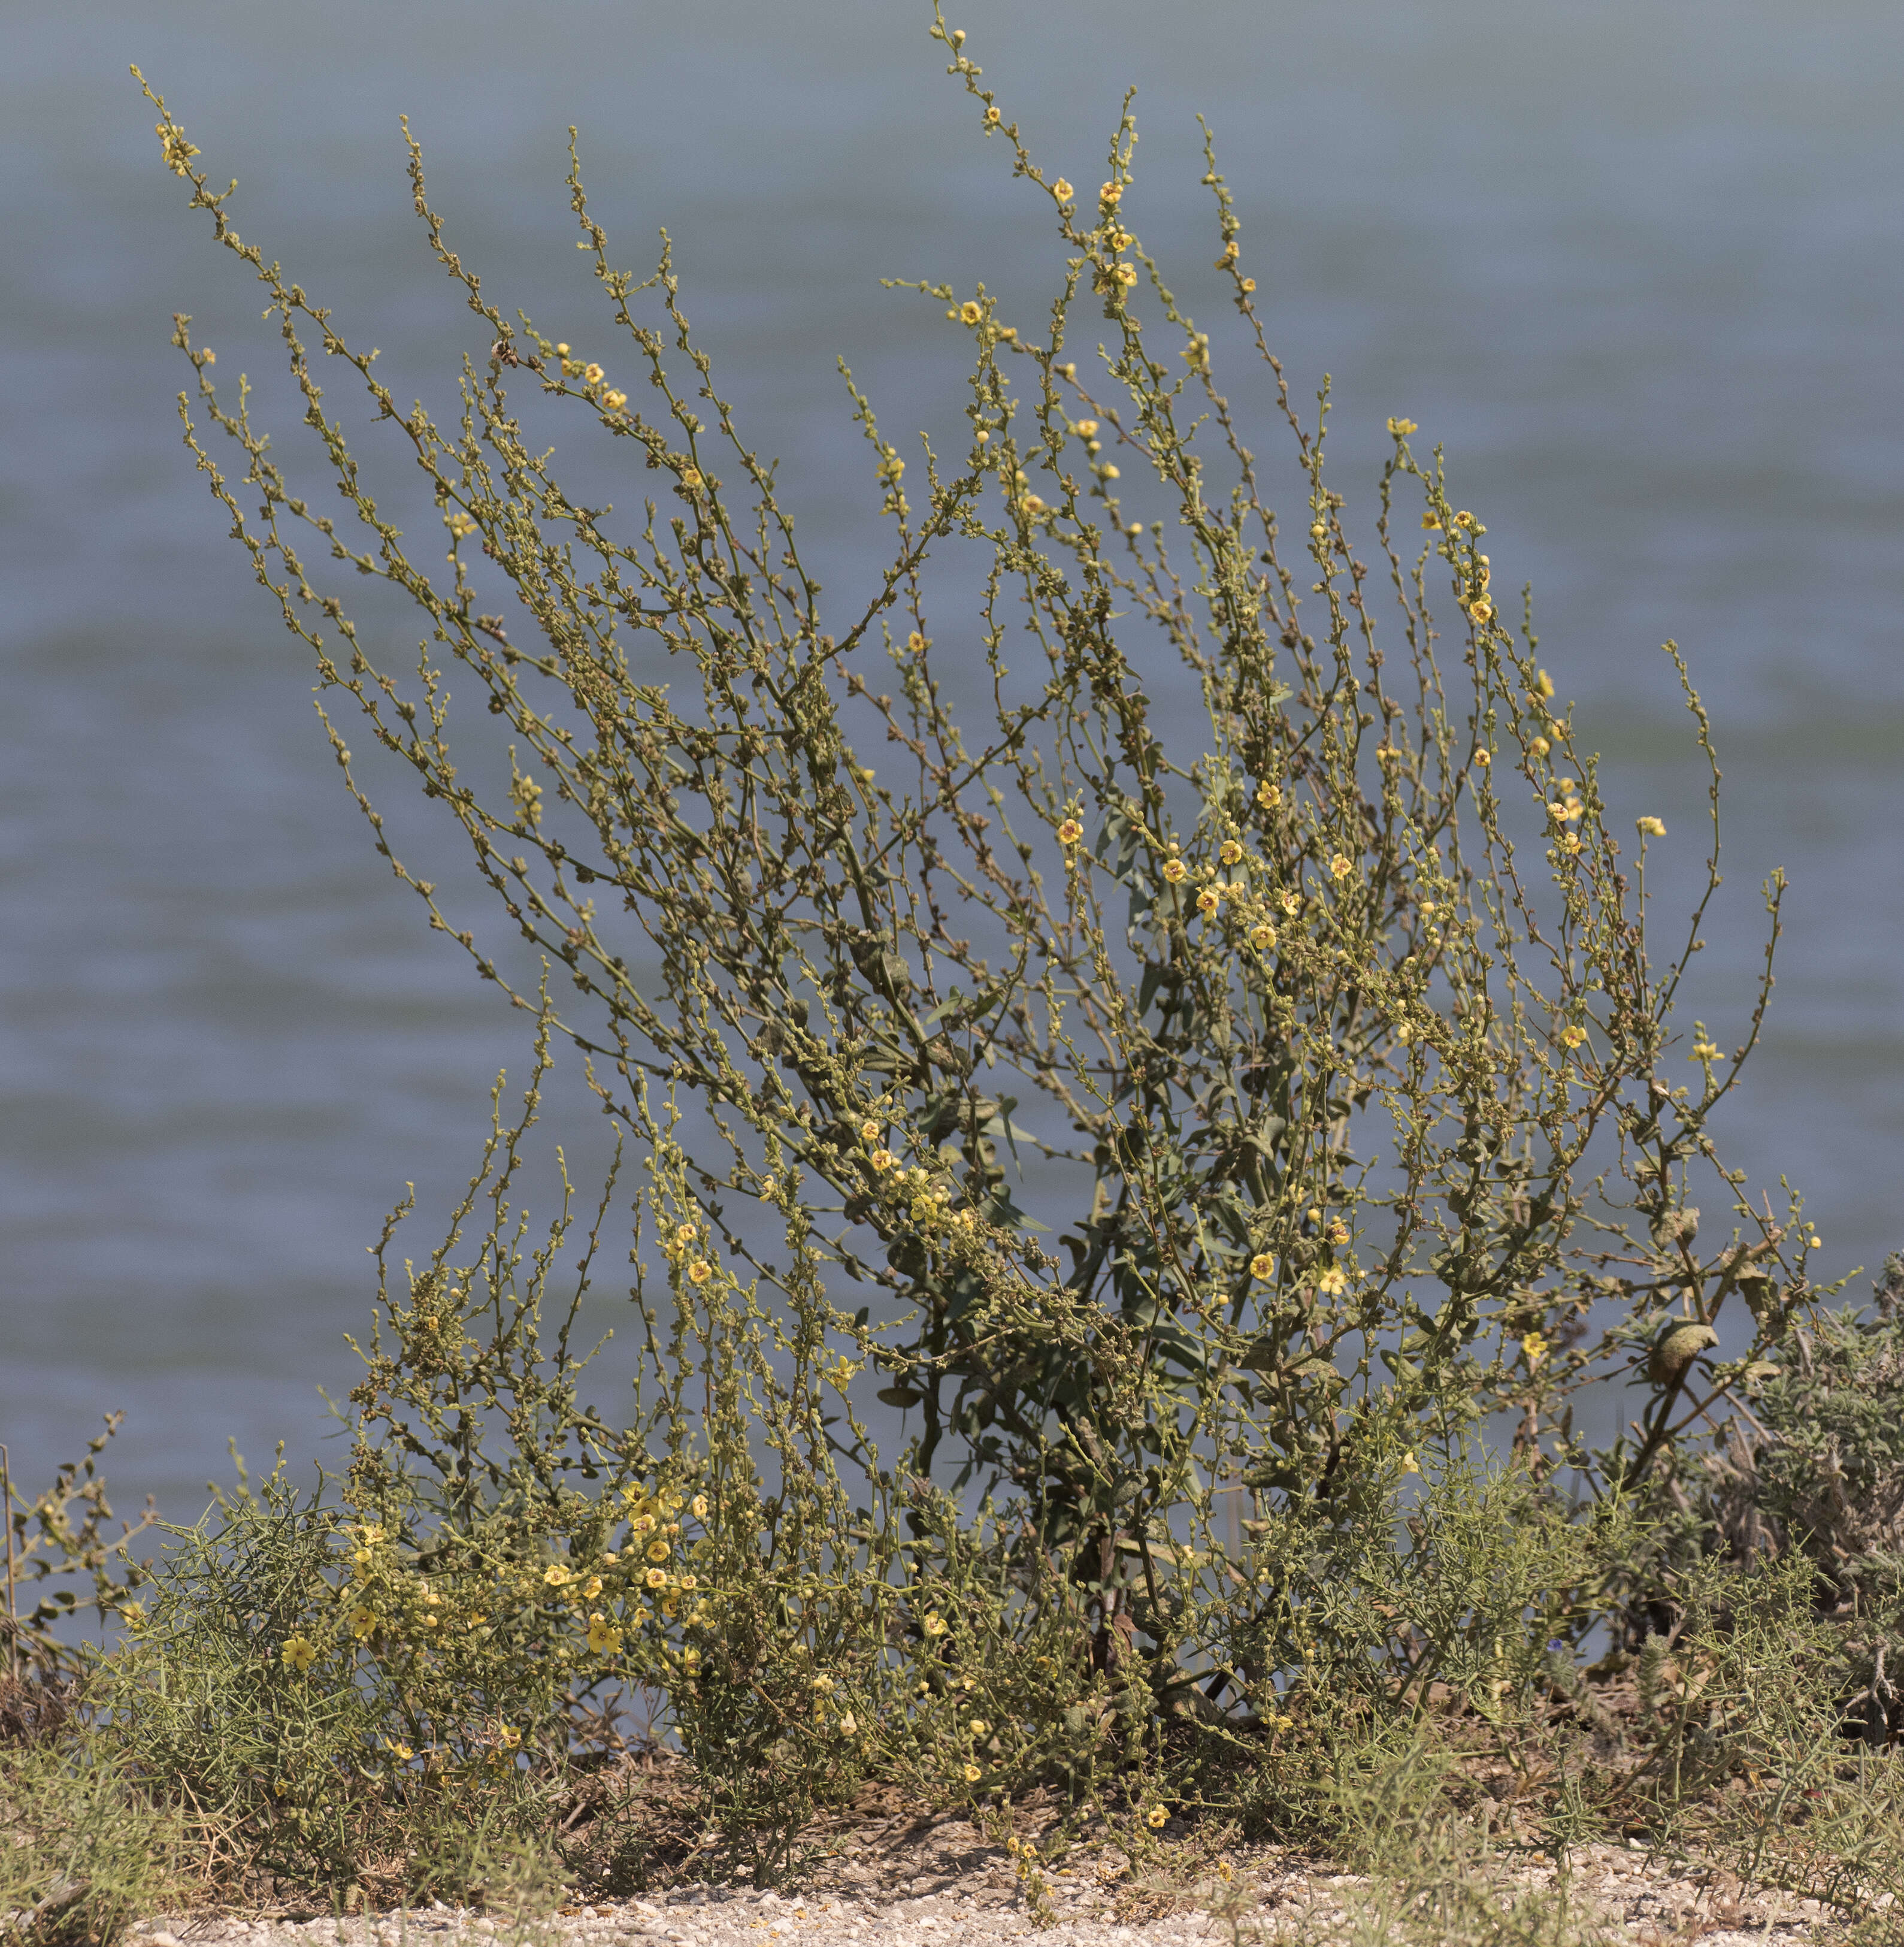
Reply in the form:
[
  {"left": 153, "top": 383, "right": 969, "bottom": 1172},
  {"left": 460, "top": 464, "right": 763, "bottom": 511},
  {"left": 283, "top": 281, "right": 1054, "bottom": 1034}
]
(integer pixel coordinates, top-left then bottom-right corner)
[{"left": 137, "top": 4, "right": 1830, "bottom": 1751}]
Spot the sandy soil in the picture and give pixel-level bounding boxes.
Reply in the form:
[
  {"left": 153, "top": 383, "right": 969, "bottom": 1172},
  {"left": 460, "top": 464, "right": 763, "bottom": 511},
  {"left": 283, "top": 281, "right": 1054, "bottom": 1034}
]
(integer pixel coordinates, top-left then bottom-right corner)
[{"left": 130, "top": 1810, "right": 1856, "bottom": 1947}]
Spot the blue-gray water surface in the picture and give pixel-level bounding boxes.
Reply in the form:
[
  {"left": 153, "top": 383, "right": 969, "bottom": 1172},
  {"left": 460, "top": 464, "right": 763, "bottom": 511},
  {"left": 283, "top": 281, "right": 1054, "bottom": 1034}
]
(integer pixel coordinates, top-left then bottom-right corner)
[{"left": 2, "top": 0, "right": 1899, "bottom": 1524}]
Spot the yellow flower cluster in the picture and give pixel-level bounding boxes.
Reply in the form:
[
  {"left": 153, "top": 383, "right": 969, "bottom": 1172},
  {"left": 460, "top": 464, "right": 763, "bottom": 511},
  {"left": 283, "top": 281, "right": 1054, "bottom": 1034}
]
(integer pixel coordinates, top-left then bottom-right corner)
[{"left": 156, "top": 121, "right": 201, "bottom": 176}]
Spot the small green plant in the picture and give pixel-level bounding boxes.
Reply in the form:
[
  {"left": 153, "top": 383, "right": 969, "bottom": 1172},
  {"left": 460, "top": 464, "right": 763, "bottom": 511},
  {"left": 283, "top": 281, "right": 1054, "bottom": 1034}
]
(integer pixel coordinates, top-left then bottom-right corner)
[
  {"left": 2, "top": 1423, "right": 155, "bottom": 1684},
  {"left": 0, "top": 1680, "right": 183, "bottom": 1947},
  {"left": 1630, "top": 1253, "right": 1904, "bottom": 1728}
]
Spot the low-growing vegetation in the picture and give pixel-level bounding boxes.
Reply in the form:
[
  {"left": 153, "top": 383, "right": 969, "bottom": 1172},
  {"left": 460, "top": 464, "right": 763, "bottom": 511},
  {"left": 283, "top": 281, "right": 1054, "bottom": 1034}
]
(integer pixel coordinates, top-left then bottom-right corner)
[{"left": 6, "top": 10, "right": 1900, "bottom": 1941}]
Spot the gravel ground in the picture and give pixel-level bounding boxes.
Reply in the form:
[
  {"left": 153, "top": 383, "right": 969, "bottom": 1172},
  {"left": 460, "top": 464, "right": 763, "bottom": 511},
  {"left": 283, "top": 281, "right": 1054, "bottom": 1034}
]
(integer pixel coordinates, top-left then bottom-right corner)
[{"left": 128, "top": 1814, "right": 1856, "bottom": 1947}]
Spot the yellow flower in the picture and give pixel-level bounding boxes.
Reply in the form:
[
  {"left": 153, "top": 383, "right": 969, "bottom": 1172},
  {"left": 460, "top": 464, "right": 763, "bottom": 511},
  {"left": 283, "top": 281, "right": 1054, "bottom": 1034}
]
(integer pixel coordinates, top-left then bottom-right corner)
[
  {"left": 1219, "top": 839, "right": 1243, "bottom": 866},
  {"left": 1387, "top": 417, "right": 1418, "bottom": 438},
  {"left": 688, "top": 1259, "right": 713, "bottom": 1284},
  {"left": 1317, "top": 1268, "right": 1348, "bottom": 1298},
  {"left": 582, "top": 1574, "right": 603, "bottom": 1600},
  {"left": 583, "top": 362, "right": 604, "bottom": 384},
  {"left": 1052, "top": 177, "right": 1074, "bottom": 202},
  {"left": 1248, "top": 923, "right": 1277, "bottom": 951},
  {"left": 1281, "top": 891, "right": 1301, "bottom": 916},
  {"left": 1400, "top": 1452, "right": 1420, "bottom": 1476},
  {"left": 924, "top": 1612, "right": 948, "bottom": 1637},
  {"left": 273, "top": 1778, "right": 289, "bottom": 1797},
  {"left": 1327, "top": 1220, "right": 1350, "bottom": 1246},
  {"left": 647, "top": 1539, "right": 670, "bottom": 1562},
  {"left": 1195, "top": 887, "right": 1221, "bottom": 915},
  {"left": 1249, "top": 1252, "right": 1276, "bottom": 1280},
  {"left": 544, "top": 1564, "right": 573, "bottom": 1588},
  {"left": 1560, "top": 1025, "right": 1586, "bottom": 1050},
  {"left": 674, "top": 1222, "right": 698, "bottom": 1247},
  {"left": 861, "top": 1118, "right": 881, "bottom": 1142},
  {"left": 1468, "top": 598, "right": 1494, "bottom": 625},
  {"left": 1057, "top": 818, "right": 1083, "bottom": 846},
  {"left": 1559, "top": 833, "right": 1581, "bottom": 855},
  {"left": 646, "top": 1568, "right": 668, "bottom": 1589},
  {"left": 680, "top": 467, "right": 704, "bottom": 491},
  {"left": 960, "top": 301, "right": 982, "bottom": 325},
  {"left": 1161, "top": 857, "right": 1188, "bottom": 884},
  {"left": 1114, "top": 262, "right": 1139, "bottom": 288},
  {"left": 281, "top": 1635, "right": 317, "bottom": 1673},
  {"left": 1521, "top": 1332, "right": 1549, "bottom": 1369},
  {"left": 497, "top": 1724, "right": 521, "bottom": 1749},
  {"left": 839, "top": 1712, "right": 859, "bottom": 1736},
  {"left": 1329, "top": 854, "right": 1353, "bottom": 879},
  {"left": 1074, "top": 419, "right": 1099, "bottom": 438},
  {"left": 1240, "top": 276, "right": 1257, "bottom": 292},
  {"left": 964, "top": 1763, "right": 983, "bottom": 1783},
  {"left": 870, "top": 1148, "right": 895, "bottom": 1172},
  {"left": 156, "top": 121, "right": 202, "bottom": 176},
  {"left": 983, "top": 105, "right": 1001, "bottom": 125},
  {"left": 969, "top": 1718, "right": 990, "bottom": 1736},
  {"left": 1256, "top": 782, "right": 1282, "bottom": 813},
  {"left": 1636, "top": 815, "right": 1667, "bottom": 838},
  {"left": 1531, "top": 736, "right": 1551, "bottom": 757},
  {"left": 349, "top": 1606, "right": 377, "bottom": 1640},
  {"left": 1690, "top": 1037, "right": 1721, "bottom": 1063},
  {"left": 603, "top": 389, "right": 628, "bottom": 412},
  {"left": 692, "top": 1494, "right": 709, "bottom": 1520},
  {"left": 1146, "top": 1805, "right": 1169, "bottom": 1828},
  {"left": 1421, "top": 510, "right": 1441, "bottom": 531},
  {"left": 586, "top": 1615, "right": 623, "bottom": 1656}
]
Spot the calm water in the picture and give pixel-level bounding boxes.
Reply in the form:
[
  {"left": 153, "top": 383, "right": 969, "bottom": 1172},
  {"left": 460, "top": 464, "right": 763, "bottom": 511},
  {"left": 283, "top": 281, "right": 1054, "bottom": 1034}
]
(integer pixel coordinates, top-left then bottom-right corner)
[{"left": 2, "top": 0, "right": 1900, "bottom": 1522}]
